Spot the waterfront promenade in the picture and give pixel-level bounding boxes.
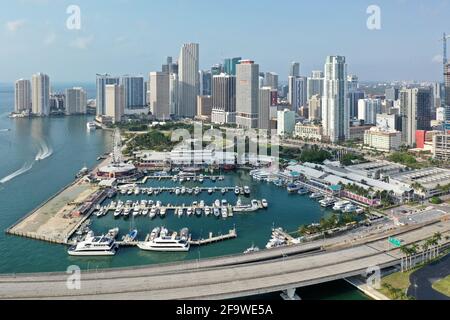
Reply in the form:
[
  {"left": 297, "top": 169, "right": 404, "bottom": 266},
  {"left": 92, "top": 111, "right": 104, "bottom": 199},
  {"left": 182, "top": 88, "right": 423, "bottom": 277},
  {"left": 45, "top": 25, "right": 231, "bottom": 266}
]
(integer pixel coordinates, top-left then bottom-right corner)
[{"left": 1, "top": 218, "right": 449, "bottom": 300}]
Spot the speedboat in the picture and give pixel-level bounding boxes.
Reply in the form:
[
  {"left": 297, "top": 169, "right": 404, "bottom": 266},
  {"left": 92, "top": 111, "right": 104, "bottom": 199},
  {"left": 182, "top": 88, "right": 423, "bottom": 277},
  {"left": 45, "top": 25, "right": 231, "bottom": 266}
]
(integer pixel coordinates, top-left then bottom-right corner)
[
  {"left": 244, "top": 186, "right": 251, "bottom": 195},
  {"left": 186, "top": 207, "right": 193, "bottom": 216},
  {"left": 244, "top": 244, "right": 260, "bottom": 254},
  {"left": 107, "top": 228, "right": 119, "bottom": 239},
  {"left": 175, "top": 188, "right": 180, "bottom": 195},
  {"left": 208, "top": 188, "right": 213, "bottom": 195},
  {"left": 310, "top": 192, "right": 323, "bottom": 199},
  {"left": 204, "top": 207, "right": 211, "bottom": 216},
  {"left": 122, "top": 229, "right": 138, "bottom": 243},
  {"left": 221, "top": 207, "right": 228, "bottom": 218},
  {"left": 68, "top": 235, "right": 118, "bottom": 256},
  {"left": 160, "top": 208, "right": 167, "bottom": 217},
  {"left": 214, "top": 199, "right": 221, "bottom": 207},
  {"left": 234, "top": 186, "right": 240, "bottom": 195},
  {"left": 213, "top": 208, "right": 220, "bottom": 217}
]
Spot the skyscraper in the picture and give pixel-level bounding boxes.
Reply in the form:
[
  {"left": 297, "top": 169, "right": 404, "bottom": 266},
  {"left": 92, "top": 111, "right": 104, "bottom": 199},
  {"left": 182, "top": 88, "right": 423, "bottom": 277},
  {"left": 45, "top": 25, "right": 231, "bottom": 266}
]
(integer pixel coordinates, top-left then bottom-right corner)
[
  {"left": 169, "top": 74, "right": 178, "bottom": 116},
  {"left": 348, "top": 90, "right": 365, "bottom": 119},
  {"left": 400, "top": 88, "right": 433, "bottom": 146},
  {"left": 14, "top": 79, "right": 31, "bottom": 113},
  {"left": 96, "top": 74, "right": 120, "bottom": 116},
  {"left": 259, "top": 87, "right": 271, "bottom": 130},
  {"left": 264, "top": 72, "right": 278, "bottom": 91},
  {"left": 308, "top": 94, "right": 322, "bottom": 122},
  {"left": 178, "top": 43, "right": 199, "bottom": 118},
  {"left": 307, "top": 71, "right": 324, "bottom": 100},
  {"left": 288, "top": 76, "right": 307, "bottom": 111},
  {"left": 289, "top": 62, "right": 300, "bottom": 77},
  {"left": 199, "top": 70, "right": 212, "bottom": 96},
  {"left": 105, "top": 84, "right": 125, "bottom": 123},
  {"left": 347, "top": 75, "right": 359, "bottom": 92},
  {"left": 31, "top": 73, "right": 50, "bottom": 116},
  {"left": 224, "top": 57, "right": 241, "bottom": 76},
  {"left": 120, "top": 76, "right": 146, "bottom": 113},
  {"left": 385, "top": 87, "right": 400, "bottom": 101},
  {"left": 445, "top": 63, "right": 450, "bottom": 120},
  {"left": 236, "top": 60, "right": 259, "bottom": 129},
  {"left": 211, "top": 73, "right": 236, "bottom": 124},
  {"left": 358, "top": 98, "right": 381, "bottom": 125},
  {"left": 149, "top": 72, "right": 170, "bottom": 120},
  {"left": 65, "top": 87, "right": 87, "bottom": 115},
  {"left": 322, "top": 56, "right": 349, "bottom": 143}
]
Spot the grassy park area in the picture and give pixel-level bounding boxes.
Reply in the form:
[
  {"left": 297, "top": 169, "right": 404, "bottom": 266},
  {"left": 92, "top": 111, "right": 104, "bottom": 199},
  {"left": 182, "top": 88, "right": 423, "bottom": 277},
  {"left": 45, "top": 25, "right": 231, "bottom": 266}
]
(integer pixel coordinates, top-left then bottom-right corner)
[{"left": 432, "top": 276, "right": 450, "bottom": 297}]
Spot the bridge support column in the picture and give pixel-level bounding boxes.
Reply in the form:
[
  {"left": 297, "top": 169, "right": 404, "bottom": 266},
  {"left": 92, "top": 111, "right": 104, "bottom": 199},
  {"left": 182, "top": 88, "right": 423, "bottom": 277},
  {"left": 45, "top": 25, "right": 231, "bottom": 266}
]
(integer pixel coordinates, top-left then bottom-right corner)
[{"left": 280, "top": 288, "right": 301, "bottom": 300}]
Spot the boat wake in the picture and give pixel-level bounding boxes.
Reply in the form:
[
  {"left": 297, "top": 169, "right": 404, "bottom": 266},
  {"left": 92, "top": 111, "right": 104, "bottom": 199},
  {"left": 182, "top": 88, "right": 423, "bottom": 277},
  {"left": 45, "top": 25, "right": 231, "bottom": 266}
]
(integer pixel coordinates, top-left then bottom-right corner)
[
  {"left": 0, "top": 129, "right": 10, "bottom": 133},
  {"left": 0, "top": 162, "right": 34, "bottom": 184},
  {"left": 35, "top": 139, "right": 53, "bottom": 161}
]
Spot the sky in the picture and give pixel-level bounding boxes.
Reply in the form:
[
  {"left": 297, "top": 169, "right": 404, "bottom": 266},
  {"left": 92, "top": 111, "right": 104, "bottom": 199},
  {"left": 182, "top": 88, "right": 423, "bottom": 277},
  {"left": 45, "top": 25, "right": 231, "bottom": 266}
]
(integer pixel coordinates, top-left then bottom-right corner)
[{"left": 0, "top": 0, "right": 449, "bottom": 83}]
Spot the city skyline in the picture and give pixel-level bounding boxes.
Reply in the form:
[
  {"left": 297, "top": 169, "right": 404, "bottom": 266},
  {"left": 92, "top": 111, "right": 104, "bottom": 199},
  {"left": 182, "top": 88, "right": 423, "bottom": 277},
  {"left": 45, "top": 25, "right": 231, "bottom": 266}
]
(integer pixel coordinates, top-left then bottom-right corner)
[{"left": 1, "top": 0, "right": 450, "bottom": 83}]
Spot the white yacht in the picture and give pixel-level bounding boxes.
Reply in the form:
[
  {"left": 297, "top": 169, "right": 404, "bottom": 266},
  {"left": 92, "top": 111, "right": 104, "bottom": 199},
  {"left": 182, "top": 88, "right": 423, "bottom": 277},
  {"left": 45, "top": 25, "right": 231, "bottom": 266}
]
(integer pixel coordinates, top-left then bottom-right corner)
[
  {"left": 204, "top": 207, "right": 211, "bottom": 216},
  {"left": 86, "top": 121, "right": 97, "bottom": 131},
  {"left": 68, "top": 235, "right": 118, "bottom": 256},
  {"left": 137, "top": 227, "right": 190, "bottom": 252},
  {"left": 333, "top": 200, "right": 351, "bottom": 212},
  {"left": 261, "top": 199, "right": 269, "bottom": 208},
  {"left": 320, "top": 197, "right": 336, "bottom": 208},
  {"left": 343, "top": 203, "right": 358, "bottom": 213}
]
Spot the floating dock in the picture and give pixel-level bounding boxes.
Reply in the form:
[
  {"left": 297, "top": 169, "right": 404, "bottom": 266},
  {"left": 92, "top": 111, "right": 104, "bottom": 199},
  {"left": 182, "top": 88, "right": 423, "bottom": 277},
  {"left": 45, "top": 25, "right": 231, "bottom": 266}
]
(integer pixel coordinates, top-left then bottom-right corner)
[{"left": 189, "top": 229, "right": 237, "bottom": 246}]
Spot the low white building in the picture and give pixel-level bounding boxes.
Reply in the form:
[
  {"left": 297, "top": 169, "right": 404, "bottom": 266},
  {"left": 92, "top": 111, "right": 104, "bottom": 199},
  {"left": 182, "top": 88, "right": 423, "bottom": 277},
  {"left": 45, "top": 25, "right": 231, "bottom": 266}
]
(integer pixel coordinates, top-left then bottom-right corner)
[
  {"left": 364, "top": 127, "right": 402, "bottom": 152},
  {"left": 294, "top": 123, "right": 323, "bottom": 141}
]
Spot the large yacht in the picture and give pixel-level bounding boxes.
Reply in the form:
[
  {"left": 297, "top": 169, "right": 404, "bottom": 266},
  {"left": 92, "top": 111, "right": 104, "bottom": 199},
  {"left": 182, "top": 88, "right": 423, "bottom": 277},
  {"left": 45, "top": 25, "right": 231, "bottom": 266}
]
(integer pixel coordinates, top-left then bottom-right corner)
[
  {"left": 68, "top": 234, "right": 118, "bottom": 256},
  {"left": 137, "top": 227, "right": 190, "bottom": 252}
]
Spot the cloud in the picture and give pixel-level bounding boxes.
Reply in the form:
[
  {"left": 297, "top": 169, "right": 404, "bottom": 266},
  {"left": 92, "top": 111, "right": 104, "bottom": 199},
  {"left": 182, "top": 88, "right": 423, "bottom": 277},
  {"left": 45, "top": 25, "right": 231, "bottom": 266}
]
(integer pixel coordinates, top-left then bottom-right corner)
[
  {"left": 70, "top": 35, "right": 94, "bottom": 49},
  {"left": 432, "top": 54, "right": 443, "bottom": 63},
  {"left": 6, "top": 20, "right": 26, "bottom": 32},
  {"left": 44, "top": 32, "right": 56, "bottom": 45}
]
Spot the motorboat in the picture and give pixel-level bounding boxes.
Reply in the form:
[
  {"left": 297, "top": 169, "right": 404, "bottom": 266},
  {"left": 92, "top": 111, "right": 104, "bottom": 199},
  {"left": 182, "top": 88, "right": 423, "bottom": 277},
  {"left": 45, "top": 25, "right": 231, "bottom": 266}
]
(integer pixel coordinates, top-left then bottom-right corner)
[
  {"left": 234, "top": 186, "right": 240, "bottom": 195},
  {"left": 333, "top": 200, "right": 351, "bottom": 212},
  {"left": 287, "top": 183, "right": 300, "bottom": 193},
  {"left": 221, "top": 188, "right": 227, "bottom": 195},
  {"left": 208, "top": 188, "right": 213, "bottom": 195},
  {"left": 310, "top": 192, "right": 323, "bottom": 200},
  {"left": 343, "top": 203, "right": 358, "bottom": 213},
  {"left": 204, "top": 207, "right": 211, "bottom": 216},
  {"left": 194, "top": 187, "right": 201, "bottom": 195},
  {"left": 186, "top": 207, "right": 193, "bottom": 216},
  {"left": 244, "top": 186, "right": 251, "bottom": 195},
  {"left": 175, "top": 188, "right": 180, "bottom": 195},
  {"left": 261, "top": 199, "right": 269, "bottom": 208},
  {"left": 107, "top": 228, "right": 119, "bottom": 239},
  {"left": 214, "top": 199, "right": 221, "bottom": 207},
  {"left": 160, "top": 208, "right": 167, "bottom": 217},
  {"left": 195, "top": 208, "right": 202, "bottom": 216},
  {"left": 221, "top": 207, "right": 228, "bottom": 218},
  {"left": 122, "top": 229, "right": 138, "bottom": 243},
  {"left": 149, "top": 207, "right": 157, "bottom": 219},
  {"left": 319, "top": 197, "right": 336, "bottom": 208},
  {"left": 244, "top": 244, "right": 260, "bottom": 254},
  {"left": 68, "top": 234, "right": 118, "bottom": 256},
  {"left": 297, "top": 187, "right": 309, "bottom": 195},
  {"left": 114, "top": 208, "right": 122, "bottom": 217},
  {"left": 213, "top": 208, "right": 221, "bottom": 217}
]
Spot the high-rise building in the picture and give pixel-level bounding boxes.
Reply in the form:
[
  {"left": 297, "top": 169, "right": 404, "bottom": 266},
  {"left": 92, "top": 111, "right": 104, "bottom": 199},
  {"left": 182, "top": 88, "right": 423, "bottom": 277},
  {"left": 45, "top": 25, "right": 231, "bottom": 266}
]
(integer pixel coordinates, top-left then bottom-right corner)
[
  {"left": 120, "top": 76, "right": 146, "bottom": 113},
  {"left": 211, "top": 64, "right": 222, "bottom": 76},
  {"left": 65, "top": 87, "right": 87, "bottom": 115},
  {"left": 236, "top": 60, "right": 259, "bottom": 129},
  {"left": 162, "top": 56, "right": 178, "bottom": 75},
  {"left": 211, "top": 73, "right": 236, "bottom": 124},
  {"left": 376, "top": 113, "right": 401, "bottom": 131},
  {"left": 224, "top": 57, "right": 241, "bottom": 76},
  {"left": 288, "top": 76, "right": 307, "bottom": 111},
  {"left": 277, "top": 109, "right": 296, "bottom": 136},
  {"left": 169, "top": 74, "right": 178, "bottom": 116},
  {"left": 400, "top": 88, "right": 433, "bottom": 146},
  {"left": 358, "top": 99, "right": 381, "bottom": 125},
  {"left": 289, "top": 62, "right": 300, "bottom": 77},
  {"left": 199, "top": 70, "right": 212, "bottom": 96},
  {"left": 445, "top": 63, "right": 450, "bottom": 120},
  {"left": 385, "top": 87, "right": 400, "bottom": 101},
  {"left": 178, "top": 43, "right": 199, "bottom": 118},
  {"left": 105, "top": 84, "right": 125, "bottom": 123},
  {"left": 348, "top": 91, "right": 365, "bottom": 119},
  {"left": 322, "top": 56, "right": 349, "bottom": 143},
  {"left": 264, "top": 72, "right": 278, "bottom": 91},
  {"left": 49, "top": 93, "right": 64, "bottom": 112},
  {"left": 149, "top": 72, "right": 170, "bottom": 120},
  {"left": 196, "top": 95, "right": 212, "bottom": 120},
  {"left": 14, "top": 79, "right": 31, "bottom": 113},
  {"left": 307, "top": 71, "right": 324, "bottom": 100},
  {"left": 259, "top": 87, "right": 271, "bottom": 130},
  {"left": 96, "top": 74, "right": 120, "bottom": 116},
  {"left": 31, "top": 73, "right": 50, "bottom": 116},
  {"left": 308, "top": 94, "right": 322, "bottom": 122},
  {"left": 347, "top": 75, "right": 359, "bottom": 92}
]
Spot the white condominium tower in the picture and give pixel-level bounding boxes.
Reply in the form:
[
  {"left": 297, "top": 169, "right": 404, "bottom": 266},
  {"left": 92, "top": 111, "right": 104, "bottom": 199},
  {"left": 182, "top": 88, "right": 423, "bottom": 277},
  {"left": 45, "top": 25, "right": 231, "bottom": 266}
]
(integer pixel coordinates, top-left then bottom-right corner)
[
  {"left": 96, "top": 74, "right": 120, "bottom": 116},
  {"left": 322, "top": 56, "right": 349, "bottom": 143},
  {"left": 14, "top": 79, "right": 31, "bottom": 113},
  {"left": 236, "top": 60, "right": 259, "bottom": 129},
  {"left": 149, "top": 72, "right": 170, "bottom": 120},
  {"left": 105, "top": 84, "right": 125, "bottom": 124},
  {"left": 65, "top": 87, "right": 87, "bottom": 115},
  {"left": 178, "top": 43, "right": 199, "bottom": 118},
  {"left": 31, "top": 73, "right": 50, "bottom": 116}
]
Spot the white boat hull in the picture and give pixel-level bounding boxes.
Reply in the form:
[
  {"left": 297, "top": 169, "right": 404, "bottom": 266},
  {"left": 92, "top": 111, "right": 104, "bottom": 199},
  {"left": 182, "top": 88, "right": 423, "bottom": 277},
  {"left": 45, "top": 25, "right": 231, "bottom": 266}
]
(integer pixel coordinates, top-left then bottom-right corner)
[{"left": 137, "top": 243, "right": 190, "bottom": 252}]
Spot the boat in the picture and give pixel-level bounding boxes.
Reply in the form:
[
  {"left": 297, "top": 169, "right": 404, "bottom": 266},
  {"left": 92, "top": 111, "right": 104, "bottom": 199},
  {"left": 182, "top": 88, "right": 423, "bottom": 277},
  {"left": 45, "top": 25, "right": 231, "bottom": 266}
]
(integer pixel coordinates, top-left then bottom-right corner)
[
  {"left": 68, "top": 234, "right": 118, "bottom": 256},
  {"left": 120, "top": 188, "right": 127, "bottom": 195},
  {"left": 356, "top": 208, "right": 365, "bottom": 214},
  {"left": 244, "top": 186, "right": 251, "bottom": 195},
  {"left": 175, "top": 188, "right": 180, "bottom": 195},
  {"left": 244, "top": 244, "right": 260, "bottom": 254},
  {"left": 204, "top": 207, "right": 211, "bottom": 216},
  {"left": 137, "top": 227, "right": 190, "bottom": 252},
  {"left": 195, "top": 208, "right": 202, "bottom": 216},
  {"left": 107, "top": 228, "right": 119, "bottom": 239},
  {"left": 122, "top": 229, "right": 138, "bottom": 243},
  {"left": 134, "top": 188, "right": 140, "bottom": 195},
  {"left": 123, "top": 208, "right": 131, "bottom": 217},
  {"left": 177, "top": 208, "right": 184, "bottom": 217},
  {"left": 297, "top": 187, "right": 309, "bottom": 195},
  {"left": 160, "top": 208, "right": 167, "bottom": 217},
  {"left": 187, "top": 207, "right": 193, "bottom": 216},
  {"left": 213, "top": 207, "right": 221, "bottom": 217},
  {"left": 127, "top": 189, "right": 133, "bottom": 195},
  {"left": 214, "top": 199, "right": 221, "bottom": 207},
  {"left": 333, "top": 200, "right": 351, "bottom": 212},
  {"left": 154, "top": 189, "right": 160, "bottom": 195},
  {"left": 221, "top": 199, "right": 228, "bottom": 206},
  {"left": 261, "top": 199, "right": 269, "bottom": 208},
  {"left": 208, "top": 188, "right": 213, "bottom": 195},
  {"left": 142, "top": 209, "right": 149, "bottom": 216},
  {"left": 181, "top": 187, "right": 186, "bottom": 195},
  {"left": 194, "top": 187, "right": 201, "bottom": 195},
  {"left": 342, "top": 203, "right": 358, "bottom": 213},
  {"left": 148, "top": 188, "right": 154, "bottom": 195},
  {"left": 86, "top": 121, "right": 97, "bottom": 131},
  {"left": 221, "top": 188, "right": 226, "bottom": 195},
  {"left": 149, "top": 207, "right": 157, "bottom": 218},
  {"left": 234, "top": 186, "right": 240, "bottom": 195},
  {"left": 221, "top": 207, "right": 228, "bottom": 218},
  {"left": 76, "top": 166, "right": 89, "bottom": 178},
  {"left": 310, "top": 192, "right": 323, "bottom": 200},
  {"left": 199, "top": 200, "right": 205, "bottom": 208},
  {"left": 286, "top": 183, "right": 300, "bottom": 193},
  {"left": 114, "top": 208, "right": 122, "bottom": 217},
  {"left": 198, "top": 175, "right": 204, "bottom": 183},
  {"left": 319, "top": 197, "right": 336, "bottom": 208},
  {"left": 172, "top": 176, "right": 178, "bottom": 182}
]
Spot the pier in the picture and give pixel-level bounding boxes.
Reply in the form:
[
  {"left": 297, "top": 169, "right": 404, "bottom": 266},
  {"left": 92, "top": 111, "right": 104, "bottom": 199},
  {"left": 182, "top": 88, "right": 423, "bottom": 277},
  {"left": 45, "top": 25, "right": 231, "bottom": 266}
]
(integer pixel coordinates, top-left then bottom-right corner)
[
  {"left": 117, "top": 185, "right": 251, "bottom": 196},
  {"left": 189, "top": 228, "right": 237, "bottom": 246}
]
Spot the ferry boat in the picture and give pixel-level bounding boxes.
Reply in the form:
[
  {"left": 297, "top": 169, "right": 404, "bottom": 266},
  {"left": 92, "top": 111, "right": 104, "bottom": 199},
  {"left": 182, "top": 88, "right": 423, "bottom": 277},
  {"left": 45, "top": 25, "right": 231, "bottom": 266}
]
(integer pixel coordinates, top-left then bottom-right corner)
[
  {"left": 137, "top": 227, "right": 190, "bottom": 252},
  {"left": 86, "top": 121, "right": 97, "bottom": 131},
  {"left": 333, "top": 200, "right": 351, "bottom": 212},
  {"left": 68, "top": 234, "right": 118, "bottom": 256}
]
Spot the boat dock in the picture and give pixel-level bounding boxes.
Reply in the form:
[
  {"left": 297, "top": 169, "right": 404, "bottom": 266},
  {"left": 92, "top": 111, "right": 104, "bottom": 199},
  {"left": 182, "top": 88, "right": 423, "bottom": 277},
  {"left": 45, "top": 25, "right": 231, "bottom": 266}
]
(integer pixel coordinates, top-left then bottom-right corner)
[
  {"left": 189, "top": 229, "right": 237, "bottom": 246},
  {"left": 117, "top": 186, "right": 250, "bottom": 196},
  {"left": 136, "top": 175, "right": 226, "bottom": 184}
]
